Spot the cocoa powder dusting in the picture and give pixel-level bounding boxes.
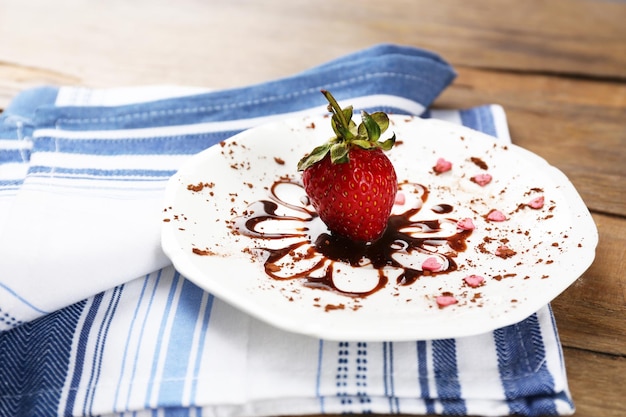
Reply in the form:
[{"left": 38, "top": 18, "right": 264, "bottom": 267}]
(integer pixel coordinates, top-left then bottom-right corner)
[
  {"left": 470, "top": 156, "right": 489, "bottom": 170},
  {"left": 192, "top": 248, "right": 216, "bottom": 256}
]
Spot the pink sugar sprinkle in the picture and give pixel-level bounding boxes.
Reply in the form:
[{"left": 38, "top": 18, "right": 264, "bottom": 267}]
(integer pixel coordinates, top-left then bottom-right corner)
[
  {"left": 471, "top": 173, "right": 493, "bottom": 186},
  {"left": 527, "top": 196, "right": 545, "bottom": 209},
  {"left": 422, "top": 257, "right": 442, "bottom": 272},
  {"left": 394, "top": 192, "right": 406, "bottom": 205},
  {"left": 457, "top": 218, "right": 475, "bottom": 231},
  {"left": 464, "top": 274, "right": 485, "bottom": 288},
  {"left": 436, "top": 295, "right": 458, "bottom": 308},
  {"left": 486, "top": 209, "right": 507, "bottom": 222},
  {"left": 433, "top": 158, "right": 452, "bottom": 174}
]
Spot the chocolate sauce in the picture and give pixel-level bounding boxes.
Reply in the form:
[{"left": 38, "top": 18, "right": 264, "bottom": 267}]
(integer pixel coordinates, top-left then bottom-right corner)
[
  {"left": 431, "top": 204, "right": 453, "bottom": 214},
  {"left": 230, "top": 178, "right": 473, "bottom": 298},
  {"left": 237, "top": 200, "right": 309, "bottom": 239}
]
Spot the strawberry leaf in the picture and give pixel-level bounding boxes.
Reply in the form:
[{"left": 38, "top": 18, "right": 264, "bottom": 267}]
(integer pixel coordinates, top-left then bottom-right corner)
[
  {"left": 352, "top": 139, "right": 376, "bottom": 149},
  {"left": 342, "top": 107, "right": 354, "bottom": 126},
  {"left": 360, "top": 110, "right": 381, "bottom": 142},
  {"left": 330, "top": 142, "right": 349, "bottom": 164},
  {"left": 370, "top": 112, "right": 389, "bottom": 133},
  {"left": 299, "top": 90, "right": 396, "bottom": 170},
  {"left": 377, "top": 134, "right": 396, "bottom": 151},
  {"left": 297, "top": 143, "right": 331, "bottom": 171},
  {"left": 331, "top": 117, "right": 352, "bottom": 139},
  {"left": 357, "top": 122, "right": 367, "bottom": 138}
]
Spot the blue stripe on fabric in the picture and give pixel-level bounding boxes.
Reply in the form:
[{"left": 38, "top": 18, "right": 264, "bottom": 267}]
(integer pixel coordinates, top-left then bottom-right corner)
[
  {"left": 162, "top": 407, "right": 191, "bottom": 417},
  {"left": 382, "top": 341, "right": 399, "bottom": 413},
  {"left": 382, "top": 342, "right": 390, "bottom": 411},
  {"left": 416, "top": 341, "right": 436, "bottom": 414},
  {"left": 64, "top": 294, "right": 104, "bottom": 416},
  {"left": 0, "top": 281, "right": 50, "bottom": 314},
  {"left": 0, "top": 179, "right": 25, "bottom": 188},
  {"left": 382, "top": 342, "right": 389, "bottom": 398},
  {"left": 432, "top": 339, "right": 466, "bottom": 415},
  {"left": 0, "top": 306, "right": 23, "bottom": 329},
  {"left": 316, "top": 340, "right": 325, "bottom": 413},
  {"left": 335, "top": 342, "right": 349, "bottom": 411},
  {"left": 494, "top": 313, "right": 558, "bottom": 416},
  {"left": 0, "top": 298, "right": 87, "bottom": 417},
  {"left": 163, "top": 406, "right": 205, "bottom": 417},
  {"left": 33, "top": 133, "right": 238, "bottom": 156},
  {"left": 145, "top": 272, "right": 182, "bottom": 408},
  {"left": 157, "top": 279, "right": 207, "bottom": 406},
  {"left": 113, "top": 275, "right": 152, "bottom": 409},
  {"left": 355, "top": 342, "right": 372, "bottom": 413},
  {"left": 189, "top": 292, "right": 215, "bottom": 403},
  {"left": 84, "top": 285, "right": 125, "bottom": 416},
  {"left": 459, "top": 106, "right": 497, "bottom": 137},
  {"left": 27, "top": 166, "right": 177, "bottom": 179},
  {"left": 125, "top": 270, "right": 163, "bottom": 411},
  {"left": 0, "top": 149, "right": 26, "bottom": 163}
]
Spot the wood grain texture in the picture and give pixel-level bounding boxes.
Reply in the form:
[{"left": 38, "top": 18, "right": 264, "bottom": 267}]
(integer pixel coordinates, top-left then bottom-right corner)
[
  {"left": 0, "top": 0, "right": 625, "bottom": 106},
  {"left": 552, "top": 213, "right": 626, "bottom": 355},
  {"left": 0, "top": 0, "right": 624, "bottom": 416},
  {"left": 563, "top": 347, "right": 626, "bottom": 417}
]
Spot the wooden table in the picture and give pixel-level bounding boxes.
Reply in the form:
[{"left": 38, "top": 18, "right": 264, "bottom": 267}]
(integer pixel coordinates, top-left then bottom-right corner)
[{"left": 1, "top": 1, "right": 624, "bottom": 416}]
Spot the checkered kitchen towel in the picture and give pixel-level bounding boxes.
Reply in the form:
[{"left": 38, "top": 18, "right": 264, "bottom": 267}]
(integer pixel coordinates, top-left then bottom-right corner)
[{"left": 0, "top": 44, "right": 573, "bottom": 416}]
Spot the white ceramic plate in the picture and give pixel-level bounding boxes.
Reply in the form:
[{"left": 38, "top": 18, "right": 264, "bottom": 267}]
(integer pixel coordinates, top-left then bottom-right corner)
[{"left": 161, "top": 115, "right": 597, "bottom": 341}]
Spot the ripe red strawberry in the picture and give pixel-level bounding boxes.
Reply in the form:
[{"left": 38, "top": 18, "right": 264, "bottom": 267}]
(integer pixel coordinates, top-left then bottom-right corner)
[{"left": 297, "top": 90, "right": 397, "bottom": 242}]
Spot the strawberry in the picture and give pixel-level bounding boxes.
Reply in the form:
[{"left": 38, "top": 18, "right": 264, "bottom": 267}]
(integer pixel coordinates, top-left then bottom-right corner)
[{"left": 297, "top": 90, "right": 397, "bottom": 242}]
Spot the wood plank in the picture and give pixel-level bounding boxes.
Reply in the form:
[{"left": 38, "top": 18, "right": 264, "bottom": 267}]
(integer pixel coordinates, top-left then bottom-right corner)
[
  {"left": 0, "top": 0, "right": 624, "bottom": 109},
  {"left": 435, "top": 66, "right": 626, "bottom": 217},
  {"left": 339, "top": 0, "right": 626, "bottom": 79},
  {"left": 551, "top": 213, "right": 626, "bottom": 356},
  {"left": 563, "top": 347, "right": 626, "bottom": 417}
]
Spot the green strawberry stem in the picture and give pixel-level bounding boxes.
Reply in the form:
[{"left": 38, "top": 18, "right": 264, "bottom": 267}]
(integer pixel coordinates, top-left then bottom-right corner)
[
  {"left": 297, "top": 90, "right": 396, "bottom": 171},
  {"left": 321, "top": 89, "right": 351, "bottom": 136}
]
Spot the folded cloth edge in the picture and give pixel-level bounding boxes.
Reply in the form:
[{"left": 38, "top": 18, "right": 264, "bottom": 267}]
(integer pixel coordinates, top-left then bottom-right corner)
[{"left": 0, "top": 43, "right": 457, "bottom": 326}]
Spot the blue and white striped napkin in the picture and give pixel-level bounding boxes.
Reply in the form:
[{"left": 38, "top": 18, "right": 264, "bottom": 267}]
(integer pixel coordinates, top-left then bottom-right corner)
[{"left": 0, "top": 44, "right": 574, "bottom": 416}]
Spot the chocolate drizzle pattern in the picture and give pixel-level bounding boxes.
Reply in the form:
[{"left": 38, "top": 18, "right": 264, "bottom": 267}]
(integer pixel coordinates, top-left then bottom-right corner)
[{"left": 230, "top": 178, "right": 472, "bottom": 298}]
